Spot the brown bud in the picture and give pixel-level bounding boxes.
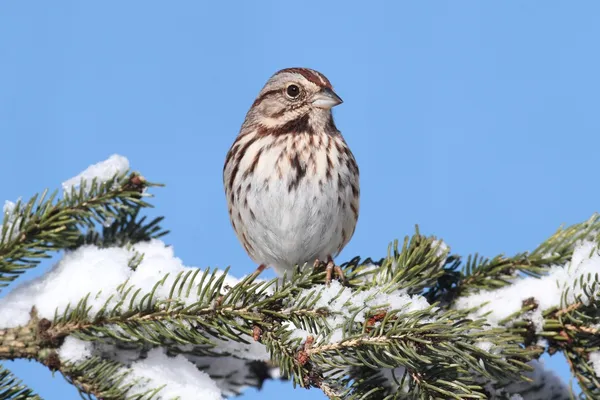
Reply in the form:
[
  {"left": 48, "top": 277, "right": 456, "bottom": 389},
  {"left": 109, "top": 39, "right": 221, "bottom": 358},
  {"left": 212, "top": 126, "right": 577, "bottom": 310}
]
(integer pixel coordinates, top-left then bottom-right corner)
[
  {"left": 365, "top": 310, "right": 388, "bottom": 332},
  {"left": 304, "top": 335, "right": 315, "bottom": 350},
  {"left": 44, "top": 351, "right": 61, "bottom": 371},
  {"left": 37, "top": 318, "right": 51, "bottom": 332},
  {"left": 558, "top": 330, "right": 572, "bottom": 343},
  {"left": 522, "top": 297, "right": 539, "bottom": 310},
  {"left": 296, "top": 350, "right": 309, "bottom": 366},
  {"left": 124, "top": 174, "right": 147, "bottom": 193},
  {"left": 252, "top": 325, "right": 262, "bottom": 342}
]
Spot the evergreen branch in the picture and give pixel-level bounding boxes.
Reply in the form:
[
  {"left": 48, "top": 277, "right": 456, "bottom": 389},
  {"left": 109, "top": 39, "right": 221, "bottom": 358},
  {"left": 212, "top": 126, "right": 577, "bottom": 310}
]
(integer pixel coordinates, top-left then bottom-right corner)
[
  {"left": 428, "top": 214, "right": 600, "bottom": 304},
  {"left": 0, "top": 265, "right": 536, "bottom": 399},
  {"left": 0, "top": 309, "right": 66, "bottom": 367},
  {"left": 1, "top": 180, "right": 599, "bottom": 399},
  {"left": 0, "top": 311, "right": 162, "bottom": 400},
  {"left": 546, "top": 278, "right": 600, "bottom": 398},
  {"left": 345, "top": 229, "right": 451, "bottom": 296},
  {"left": 0, "top": 365, "right": 40, "bottom": 400},
  {"left": 449, "top": 232, "right": 600, "bottom": 397},
  {"left": 47, "top": 278, "right": 328, "bottom": 356},
  {"left": 59, "top": 357, "right": 163, "bottom": 400},
  {"left": 462, "top": 214, "right": 599, "bottom": 290},
  {"left": 70, "top": 206, "right": 169, "bottom": 250},
  {"left": 0, "top": 325, "right": 39, "bottom": 361},
  {"left": 304, "top": 313, "right": 531, "bottom": 399},
  {"left": 0, "top": 173, "right": 158, "bottom": 292}
]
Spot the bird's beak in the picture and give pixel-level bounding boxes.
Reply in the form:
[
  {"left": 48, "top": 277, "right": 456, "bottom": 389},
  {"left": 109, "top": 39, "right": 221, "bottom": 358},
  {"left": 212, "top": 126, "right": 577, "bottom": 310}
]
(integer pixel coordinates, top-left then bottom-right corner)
[{"left": 311, "top": 87, "right": 343, "bottom": 109}]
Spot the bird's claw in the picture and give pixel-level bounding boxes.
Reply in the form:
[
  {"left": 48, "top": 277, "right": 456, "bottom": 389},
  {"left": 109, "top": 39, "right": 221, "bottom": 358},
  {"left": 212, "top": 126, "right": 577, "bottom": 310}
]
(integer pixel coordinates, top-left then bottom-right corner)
[
  {"left": 247, "top": 264, "right": 267, "bottom": 281},
  {"left": 314, "top": 258, "right": 347, "bottom": 286}
]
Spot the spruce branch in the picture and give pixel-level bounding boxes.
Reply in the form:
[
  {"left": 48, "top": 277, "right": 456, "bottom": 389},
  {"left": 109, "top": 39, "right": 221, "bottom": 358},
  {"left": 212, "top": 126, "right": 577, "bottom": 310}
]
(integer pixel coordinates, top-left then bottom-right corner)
[
  {"left": 345, "top": 229, "right": 450, "bottom": 296},
  {"left": 0, "top": 264, "right": 535, "bottom": 399},
  {"left": 71, "top": 206, "right": 169, "bottom": 250},
  {"left": 1, "top": 166, "right": 599, "bottom": 398},
  {"left": 431, "top": 214, "right": 600, "bottom": 304},
  {"left": 0, "top": 172, "right": 160, "bottom": 292},
  {"left": 60, "top": 357, "right": 164, "bottom": 400},
  {"left": 0, "top": 311, "right": 165, "bottom": 400},
  {"left": 0, "top": 364, "right": 40, "bottom": 400}
]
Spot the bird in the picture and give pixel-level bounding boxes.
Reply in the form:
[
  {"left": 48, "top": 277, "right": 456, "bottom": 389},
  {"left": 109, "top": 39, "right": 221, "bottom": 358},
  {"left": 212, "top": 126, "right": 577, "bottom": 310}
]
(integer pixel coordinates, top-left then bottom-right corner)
[{"left": 223, "top": 68, "right": 359, "bottom": 284}]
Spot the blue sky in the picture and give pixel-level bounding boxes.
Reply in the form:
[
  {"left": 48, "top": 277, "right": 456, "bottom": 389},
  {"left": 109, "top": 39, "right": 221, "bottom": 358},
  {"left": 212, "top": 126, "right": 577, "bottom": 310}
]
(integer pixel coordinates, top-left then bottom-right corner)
[{"left": 1, "top": 1, "right": 599, "bottom": 399}]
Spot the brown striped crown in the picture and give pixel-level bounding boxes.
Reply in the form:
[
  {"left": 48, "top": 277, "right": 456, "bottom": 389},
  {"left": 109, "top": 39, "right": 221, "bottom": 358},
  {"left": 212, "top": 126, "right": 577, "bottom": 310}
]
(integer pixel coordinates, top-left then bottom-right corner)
[{"left": 273, "top": 68, "right": 333, "bottom": 89}]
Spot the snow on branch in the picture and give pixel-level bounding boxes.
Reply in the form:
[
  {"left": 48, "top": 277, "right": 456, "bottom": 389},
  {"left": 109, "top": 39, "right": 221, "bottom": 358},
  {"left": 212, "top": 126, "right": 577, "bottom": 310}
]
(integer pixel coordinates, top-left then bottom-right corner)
[
  {"left": 0, "top": 154, "right": 155, "bottom": 292},
  {"left": 0, "top": 155, "right": 599, "bottom": 399},
  {"left": 62, "top": 154, "right": 130, "bottom": 194},
  {"left": 455, "top": 240, "right": 600, "bottom": 331}
]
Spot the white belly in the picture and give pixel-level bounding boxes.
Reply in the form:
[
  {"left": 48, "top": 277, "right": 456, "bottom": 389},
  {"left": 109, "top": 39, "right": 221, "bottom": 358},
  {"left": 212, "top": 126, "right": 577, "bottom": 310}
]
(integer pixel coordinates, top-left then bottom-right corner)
[{"left": 241, "top": 176, "right": 351, "bottom": 274}]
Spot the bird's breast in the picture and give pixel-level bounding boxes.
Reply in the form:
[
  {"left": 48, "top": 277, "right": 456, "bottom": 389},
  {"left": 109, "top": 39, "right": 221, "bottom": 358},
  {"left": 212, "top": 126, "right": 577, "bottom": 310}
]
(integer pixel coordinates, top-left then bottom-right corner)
[{"left": 224, "top": 130, "right": 359, "bottom": 268}]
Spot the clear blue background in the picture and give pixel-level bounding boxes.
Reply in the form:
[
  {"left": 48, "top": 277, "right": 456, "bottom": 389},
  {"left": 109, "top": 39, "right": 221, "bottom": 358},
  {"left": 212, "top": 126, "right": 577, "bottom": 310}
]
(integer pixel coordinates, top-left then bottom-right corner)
[{"left": 1, "top": 1, "right": 598, "bottom": 398}]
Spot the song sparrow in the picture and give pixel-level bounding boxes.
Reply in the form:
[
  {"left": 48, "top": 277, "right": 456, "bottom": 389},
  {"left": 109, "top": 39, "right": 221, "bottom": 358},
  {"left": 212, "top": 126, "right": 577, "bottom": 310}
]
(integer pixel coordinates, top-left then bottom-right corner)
[{"left": 223, "top": 68, "right": 359, "bottom": 284}]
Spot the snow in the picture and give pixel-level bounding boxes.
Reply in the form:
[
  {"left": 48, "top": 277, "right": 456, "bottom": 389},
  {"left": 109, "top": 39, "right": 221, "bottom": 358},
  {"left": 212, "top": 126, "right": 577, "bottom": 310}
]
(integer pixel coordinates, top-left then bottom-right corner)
[
  {"left": 183, "top": 352, "right": 272, "bottom": 397},
  {"left": 17, "top": 238, "right": 431, "bottom": 397},
  {"left": 475, "top": 341, "right": 494, "bottom": 352},
  {"left": 318, "top": 280, "right": 432, "bottom": 318},
  {"left": 290, "top": 280, "right": 433, "bottom": 343},
  {"left": 1, "top": 200, "right": 23, "bottom": 244},
  {"left": 589, "top": 351, "right": 600, "bottom": 378},
  {"left": 2, "top": 232, "right": 590, "bottom": 398},
  {"left": 378, "top": 359, "right": 570, "bottom": 399},
  {"left": 62, "top": 154, "right": 130, "bottom": 193},
  {"left": 454, "top": 241, "right": 600, "bottom": 331},
  {"left": 2, "top": 155, "right": 129, "bottom": 244},
  {"left": 0, "top": 238, "right": 271, "bottom": 398},
  {"left": 2, "top": 200, "right": 16, "bottom": 214},
  {"left": 58, "top": 337, "right": 93, "bottom": 362},
  {"left": 378, "top": 358, "right": 570, "bottom": 399},
  {"left": 452, "top": 243, "right": 600, "bottom": 397},
  {"left": 379, "top": 367, "right": 408, "bottom": 392},
  {"left": 56, "top": 338, "right": 273, "bottom": 397},
  {"left": 123, "top": 348, "right": 221, "bottom": 400},
  {"left": 0, "top": 240, "right": 239, "bottom": 328},
  {"left": 487, "top": 359, "right": 571, "bottom": 399},
  {"left": 431, "top": 239, "right": 449, "bottom": 258},
  {"left": 0, "top": 245, "right": 131, "bottom": 327},
  {"left": 1, "top": 154, "right": 250, "bottom": 398},
  {"left": 207, "top": 336, "right": 270, "bottom": 361}
]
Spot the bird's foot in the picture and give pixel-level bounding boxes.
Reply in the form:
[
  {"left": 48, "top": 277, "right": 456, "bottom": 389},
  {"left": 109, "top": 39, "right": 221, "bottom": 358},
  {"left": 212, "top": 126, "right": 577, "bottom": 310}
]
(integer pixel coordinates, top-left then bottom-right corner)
[
  {"left": 248, "top": 264, "right": 267, "bottom": 281},
  {"left": 313, "top": 257, "right": 347, "bottom": 286}
]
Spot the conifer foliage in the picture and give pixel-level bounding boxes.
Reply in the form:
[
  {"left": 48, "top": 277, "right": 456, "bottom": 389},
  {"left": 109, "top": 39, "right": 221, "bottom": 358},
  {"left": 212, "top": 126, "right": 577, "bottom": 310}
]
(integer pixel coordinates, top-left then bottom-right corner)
[{"left": 0, "top": 157, "right": 599, "bottom": 399}]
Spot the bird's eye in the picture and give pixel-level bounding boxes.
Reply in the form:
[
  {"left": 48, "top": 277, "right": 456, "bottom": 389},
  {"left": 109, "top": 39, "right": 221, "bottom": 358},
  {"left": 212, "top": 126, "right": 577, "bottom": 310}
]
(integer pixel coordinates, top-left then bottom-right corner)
[{"left": 286, "top": 84, "right": 301, "bottom": 99}]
